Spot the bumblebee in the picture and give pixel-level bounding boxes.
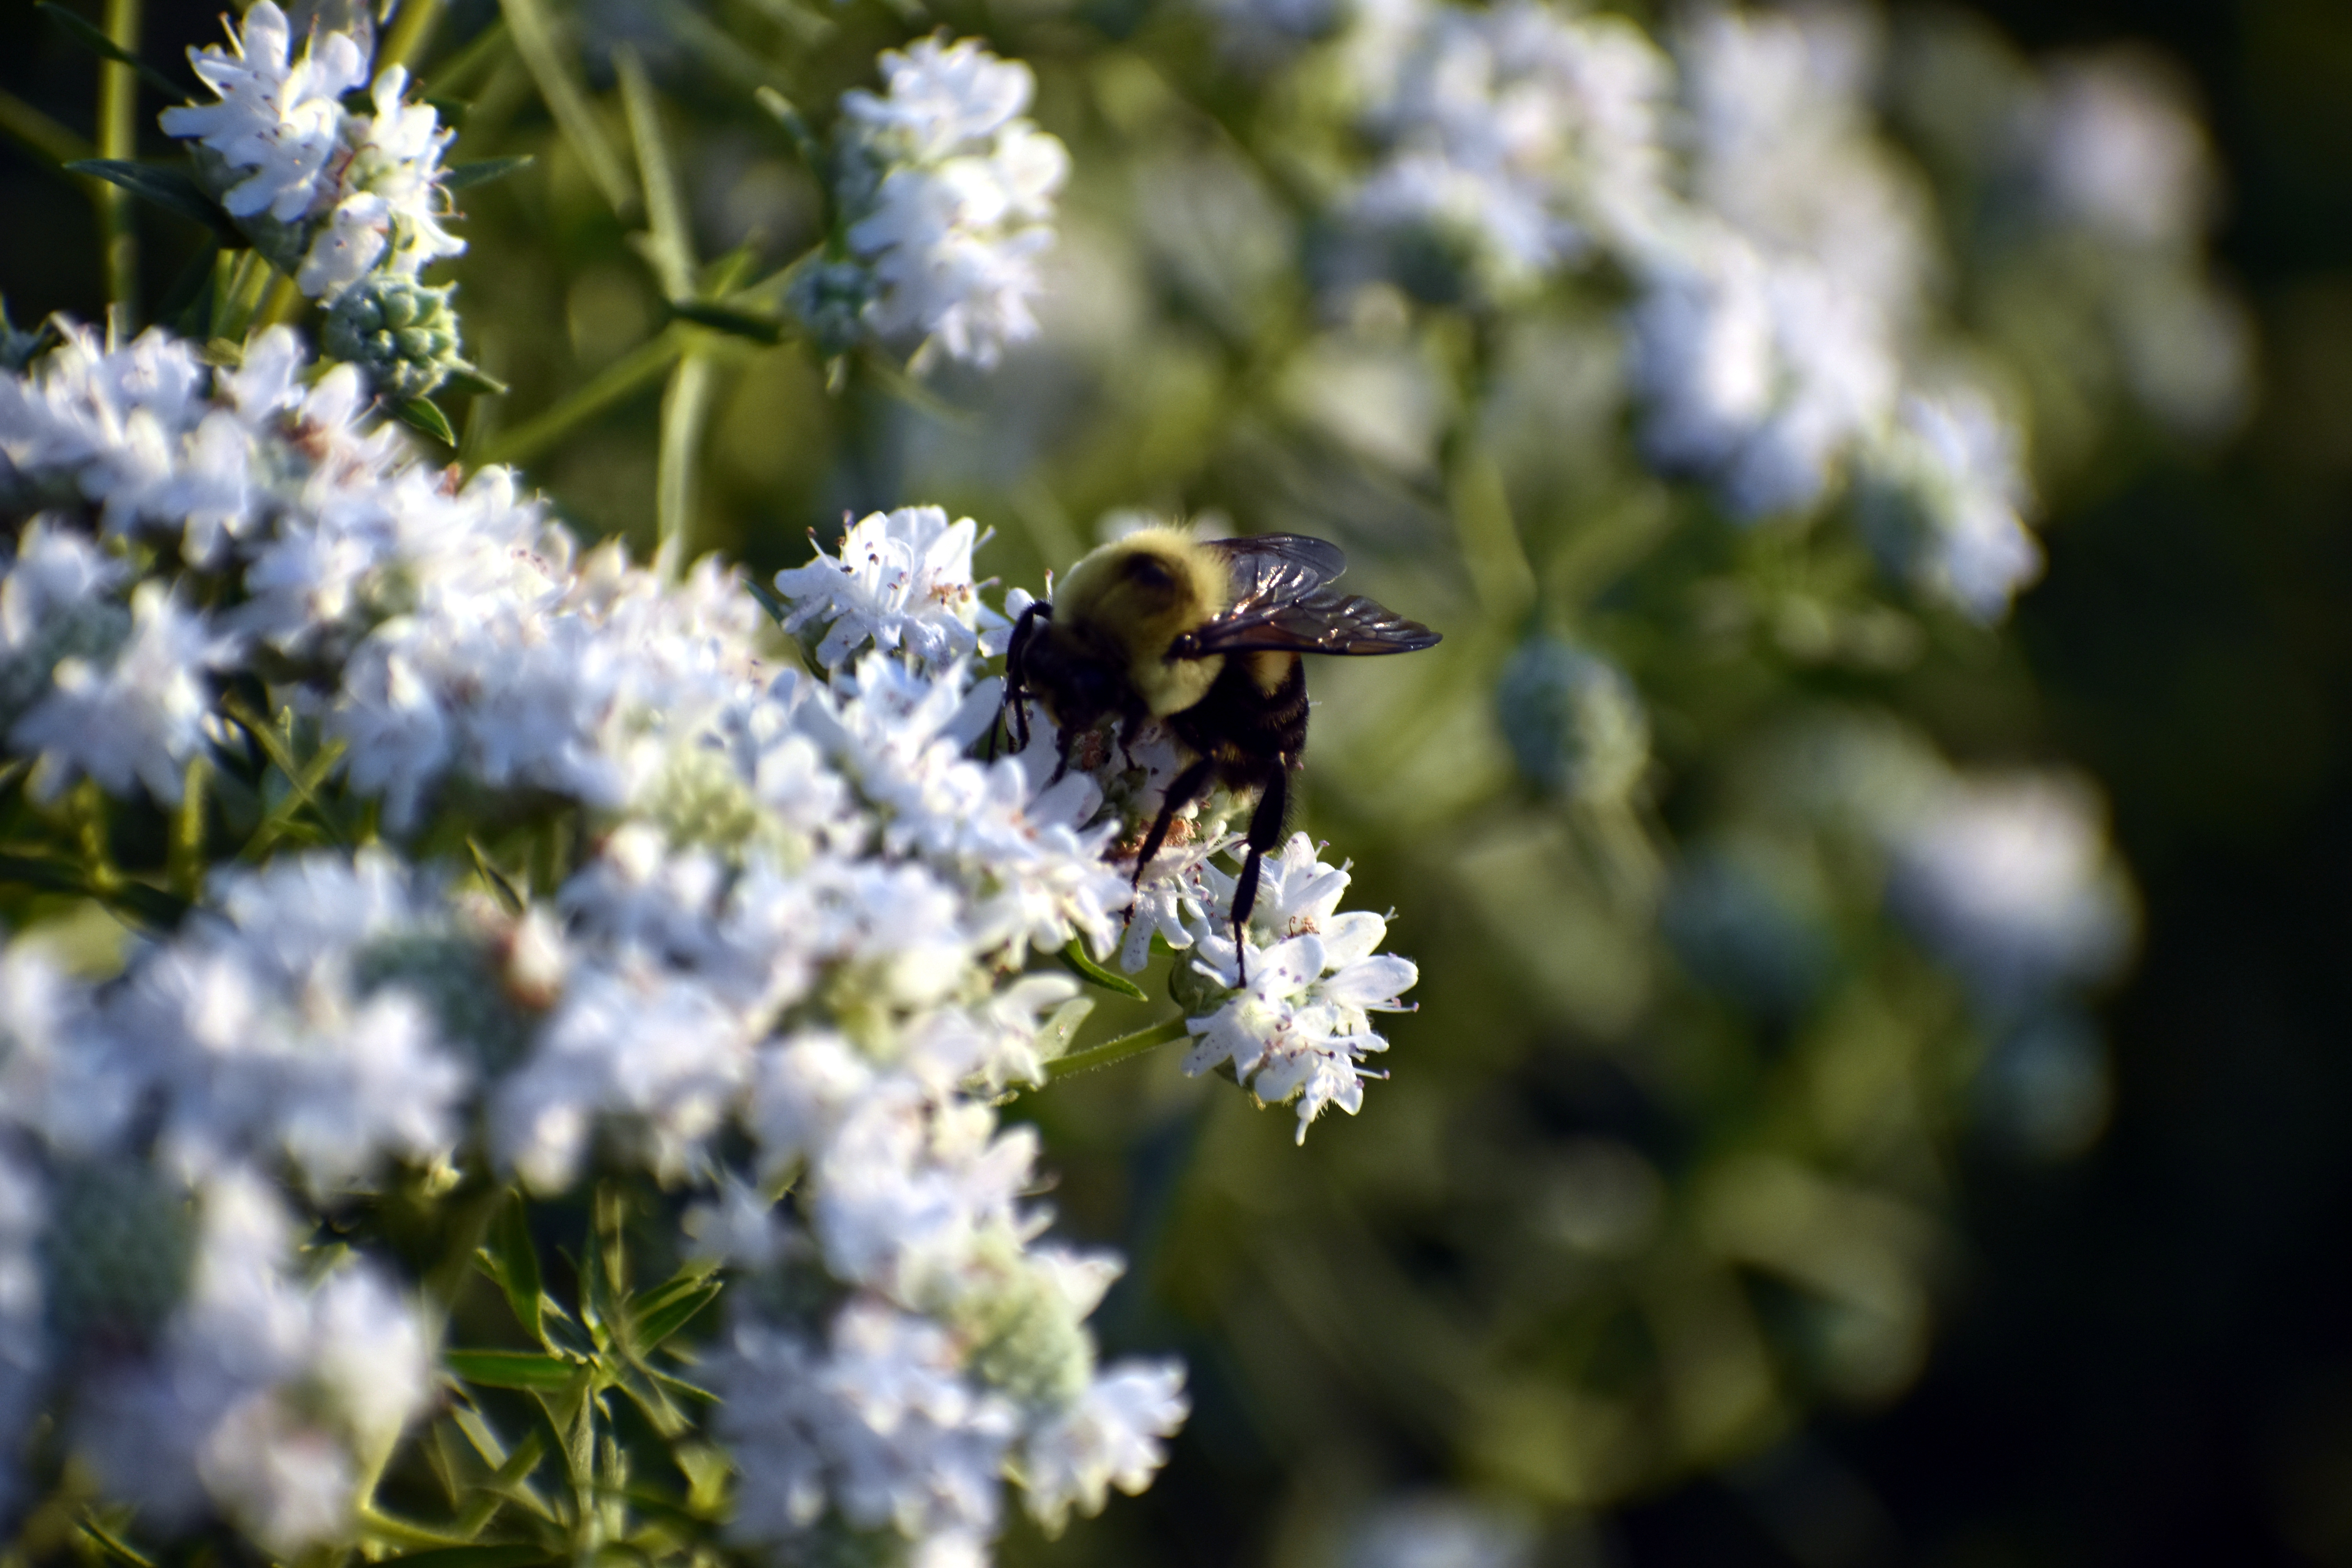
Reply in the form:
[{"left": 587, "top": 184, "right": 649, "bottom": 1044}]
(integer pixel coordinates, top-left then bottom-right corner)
[{"left": 1001, "top": 528, "right": 1439, "bottom": 972}]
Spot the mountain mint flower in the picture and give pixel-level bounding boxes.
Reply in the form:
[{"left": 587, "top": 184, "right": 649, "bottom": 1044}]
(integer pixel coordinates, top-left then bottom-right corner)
[
  {"left": 1181, "top": 835, "right": 1419, "bottom": 1142},
  {"left": 11, "top": 581, "right": 231, "bottom": 804},
  {"left": 1345, "top": 0, "right": 1673, "bottom": 297},
  {"left": 1857, "top": 385, "right": 2043, "bottom": 621},
  {"left": 774, "top": 506, "right": 1004, "bottom": 671},
  {"left": 825, "top": 36, "right": 1071, "bottom": 368},
  {"left": 163, "top": 4, "right": 465, "bottom": 309},
  {"left": 159, "top": 2, "right": 368, "bottom": 227}
]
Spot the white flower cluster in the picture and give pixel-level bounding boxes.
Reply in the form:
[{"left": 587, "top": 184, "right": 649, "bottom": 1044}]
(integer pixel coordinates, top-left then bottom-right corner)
[
  {"left": 162, "top": 2, "right": 463, "bottom": 300},
  {"left": 773, "top": 506, "right": 1007, "bottom": 670},
  {"left": 1344, "top": 0, "right": 1673, "bottom": 296},
  {"left": 1181, "top": 837, "right": 1421, "bottom": 1143},
  {"left": 822, "top": 35, "right": 1071, "bottom": 369},
  {"left": 1282, "top": 0, "right": 2084, "bottom": 619},
  {"left": 1885, "top": 771, "right": 2137, "bottom": 1014},
  {"left": 0, "top": 940, "right": 435, "bottom": 1551},
  {"left": 0, "top": 321, "right": 1191, "bottom": 1556}
]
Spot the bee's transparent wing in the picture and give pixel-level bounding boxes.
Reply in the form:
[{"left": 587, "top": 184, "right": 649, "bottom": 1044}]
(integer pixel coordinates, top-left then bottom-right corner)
[
  {"left": 1205, "top": 534, "right": 1348, "bottom": 615},
  {"left": 1182, "top": 536, "right": 1439, "bottom": 657}
]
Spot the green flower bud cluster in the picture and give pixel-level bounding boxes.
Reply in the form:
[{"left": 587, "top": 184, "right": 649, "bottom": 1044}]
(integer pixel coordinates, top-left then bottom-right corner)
[
  {"left": 40, "top": 1161, "right": 196, "bottom": 1350},
  {"left": 0, "top": 599, "right": 132, "bottom": 727},
  {"left": 1496, "top": 635, "right": 1651, "bottom": 806},
  {"left": 955, "top": 1245, "right": 1096, "bottom": 1410},
  {"left": 785, "top": 260, "right": 877, "bottom": 359},
  {"left": 355, "top": 930, "right": 539, "bottom": 1073},
  {"left": 322, "top": 276, "right": 476, "bottom": 401}
]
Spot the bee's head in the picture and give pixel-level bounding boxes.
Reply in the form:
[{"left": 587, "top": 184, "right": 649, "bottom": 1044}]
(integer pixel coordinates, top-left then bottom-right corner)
[
  {"left": 1052, "top": 527, "right": 1232, "bottom": 717},
  {"left": 1056, "top": 530, "right": 1225, "bottom": 639}
]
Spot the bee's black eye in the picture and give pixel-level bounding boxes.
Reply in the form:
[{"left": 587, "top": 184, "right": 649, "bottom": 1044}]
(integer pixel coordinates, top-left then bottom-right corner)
[{"left": 1123, "top": 554, "right": 1177, "bottom": 593}]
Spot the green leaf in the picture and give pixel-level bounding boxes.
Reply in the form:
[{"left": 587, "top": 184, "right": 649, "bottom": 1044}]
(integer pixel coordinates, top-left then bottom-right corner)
[
  {"left": 377, "top": 1545, "right": 551, "bottom": 1568},
  {"left": 616, "top": 48, "right": 693, "bottom": 299},
  {"left": 667, "top": 298, "right": 788, "bottom": 344},
  {"left": 446, "top": 1350, "right": 582, "bottom": 1391},
  {"left": 0, "top": 854, "right": 188, "bottom": 933},
  {"left": 745, "top": 576, "right": 793, "bottom": 628},
  {"left": 751, "top": 85, "right": 821, "bottom": 171},
  {"left": 630, "top": 1279, "right": 721, "bottom": 1352},
  {"left": 496, "top": 0, "right": 636, "bottom": 216},
  {"left": 221, "top": 693, "right": 349, "bottom": 857},
  {"left": 75, "top": 1519, "right": 154, "bottom": 1568},
  {"left": 62, "top": 160, "right": 235, "bottom": 238},
  {"left": 444, "top": 362, "right": 511, "bottom": 396},
  {"left": 393, "top": 395, "right": 458, "bottom": 445},
  {"left": 467, "top": 838, "right": 527, "bottom": 916},
  {"left": 442, "top": 154, "right": 533, "bottom": 191},
  {"left": 1058, "top": 939, "right": 1149, "bottom": 1000},
  {"left": 36, "top": 5, "right": 186, "bottom": 97},
  {"left": 486, "top": 1192, "right": 544, "bottom": 1342}
]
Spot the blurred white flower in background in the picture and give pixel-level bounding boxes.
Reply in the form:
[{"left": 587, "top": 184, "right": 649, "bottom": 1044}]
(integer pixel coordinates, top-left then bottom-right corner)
[
  {"left": 828, "top": 36, "right": 1071, "bottom": 368},
  {"left": 1345, "top": 0, "right": 1673, "bottom": 296},
  {"left": 1857, "top": 384, "right": 2043, "bottom": 622},
  {"left": 1887, "top": 771, "right": 2138, "bottom": 1011}
]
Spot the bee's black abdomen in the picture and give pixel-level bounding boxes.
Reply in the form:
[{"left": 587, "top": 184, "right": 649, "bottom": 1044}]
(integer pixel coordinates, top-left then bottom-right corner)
[{"left": 1169, "top": 653, "right": 1308, "bottom": 782}]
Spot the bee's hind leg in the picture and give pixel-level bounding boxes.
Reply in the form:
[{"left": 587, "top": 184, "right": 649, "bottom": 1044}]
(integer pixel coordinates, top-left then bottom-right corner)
[{"left": 1230, "top": 769, "right": 1290, "bottom": 987}]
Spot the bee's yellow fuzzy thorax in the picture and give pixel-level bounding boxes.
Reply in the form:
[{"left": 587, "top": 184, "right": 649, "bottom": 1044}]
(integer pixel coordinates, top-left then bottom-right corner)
[{"left": 1055, "top": 526, "right": 1232, "bottom": 717}]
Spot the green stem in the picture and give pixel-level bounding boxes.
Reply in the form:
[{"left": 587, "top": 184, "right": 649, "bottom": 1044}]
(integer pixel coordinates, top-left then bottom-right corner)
[
  {"left": 1046, "top": 1014, "right": 1192, "bottom": 1082},
  {"left": 96, "top": 0, "right": 141, "bottom": 326},
  {"left": 497, "top": 0, "right": 636, "bottom": 217},
  {"left": 377, "top": 0, "right": 445, "bottom": 73},
  {"left": 0, "top": 87, "right": 96, "bottom": 169},
  {"left": 653, "top": 351, "right": 715, "bottom": 580},
  {"left": 421, "top": 18, "right": 510, "bottom": 99},
  {"left": 473, "top": 323, "right": 687, "bottom": 467},
  {"left": 615, "top": 47, "right": 693, "bottom": 299}
]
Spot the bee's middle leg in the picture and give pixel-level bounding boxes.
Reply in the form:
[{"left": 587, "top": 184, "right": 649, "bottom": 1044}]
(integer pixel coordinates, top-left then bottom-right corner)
[
  {"left": 1134, "top": 757, "right": 1215, "bottom": 889},
  {"left": 1230, "top": 768, "right": 1290, "bottom": 986}
]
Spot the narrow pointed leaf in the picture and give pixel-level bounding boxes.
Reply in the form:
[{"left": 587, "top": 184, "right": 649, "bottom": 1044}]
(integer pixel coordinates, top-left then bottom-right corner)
[
  {"left": 468, "top": 838, "right": 527, "bottom": 916},
  {"left": 445, "top": 1350, "right": 581, "bottom": 1391},
  {"left": 745, "top": 576, "right": 792, "bottom": 627},
  {"left": 443, "top": 154, "right": 533, "bottom": 191},
  {"left": 668, "top": 298, "right": 787, "bottom": 343},
  {"left": 63, "top": 160, "right": 236, "bottom": 238},
  {"left": 1059, "top": 938, "right": 1149, "bottom": 1000},
  {"left": 75, "top": 1520, "right": 154, "bottom": 1568},
  {"left": 393, "top": 396, "right": 458, "bottom": 446},
  {"left": 486, "top": 1192, "right": 544, "bottom": 1341},
  {"left": 36, "top": 5, "right": 186, "bottom": 97},
  {"left": 629, "top": 1280, "right": 721, "bottom": 1352},
  {"left": 444, "top": 363, "right": 510, "bottom": 396}
]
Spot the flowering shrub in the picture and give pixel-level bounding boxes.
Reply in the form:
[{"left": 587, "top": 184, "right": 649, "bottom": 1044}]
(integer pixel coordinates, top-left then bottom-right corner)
[{"left": 0, "top": 0, "right": 2237, "bottom": 1558}]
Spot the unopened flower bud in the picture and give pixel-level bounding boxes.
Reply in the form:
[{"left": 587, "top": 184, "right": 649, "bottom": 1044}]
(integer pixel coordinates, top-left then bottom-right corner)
[
  {"left": 322, "top": 276, "right": 476, "bottom": 401},
  {"left": 1495, "top": 636, "right": 1649, "bottom": 804}
]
